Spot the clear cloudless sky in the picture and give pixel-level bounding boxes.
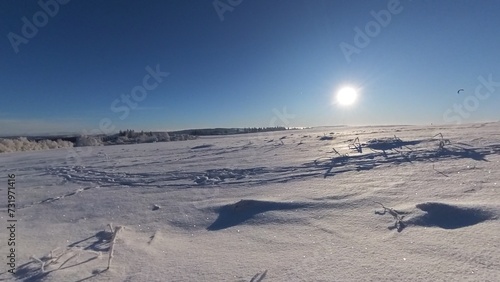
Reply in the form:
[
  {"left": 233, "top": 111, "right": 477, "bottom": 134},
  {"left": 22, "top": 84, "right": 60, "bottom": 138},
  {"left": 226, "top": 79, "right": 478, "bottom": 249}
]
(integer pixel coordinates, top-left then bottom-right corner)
[{"left": 1, "top": 0, "right": 499, "bottom": 136}]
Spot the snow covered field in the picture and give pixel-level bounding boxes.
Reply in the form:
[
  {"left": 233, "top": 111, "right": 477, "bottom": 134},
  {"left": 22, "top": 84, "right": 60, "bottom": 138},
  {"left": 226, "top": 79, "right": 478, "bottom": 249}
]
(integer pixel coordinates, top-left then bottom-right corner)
[{"left": 1, "top": 123, "right": 499, "bottom": 281}]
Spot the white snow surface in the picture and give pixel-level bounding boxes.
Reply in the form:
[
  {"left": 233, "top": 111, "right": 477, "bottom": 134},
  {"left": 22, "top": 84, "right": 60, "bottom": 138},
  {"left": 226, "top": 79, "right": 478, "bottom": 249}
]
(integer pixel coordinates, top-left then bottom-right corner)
[{"left": 1, "top": 123, "right": 499, "bottom": 281}]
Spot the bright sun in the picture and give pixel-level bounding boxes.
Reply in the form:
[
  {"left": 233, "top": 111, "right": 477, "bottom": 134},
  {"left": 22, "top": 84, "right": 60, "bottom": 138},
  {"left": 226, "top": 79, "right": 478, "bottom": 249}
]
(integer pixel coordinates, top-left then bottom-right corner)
[{"left": 336, "top": 87, "right": 358, "bottom": 106}]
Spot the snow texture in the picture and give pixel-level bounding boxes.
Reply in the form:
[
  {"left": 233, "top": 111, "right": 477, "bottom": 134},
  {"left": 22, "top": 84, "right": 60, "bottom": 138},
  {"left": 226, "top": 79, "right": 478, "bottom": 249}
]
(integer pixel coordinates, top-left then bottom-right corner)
[{"left": 0, "top": 122, "right": 499, "bottom": 281}]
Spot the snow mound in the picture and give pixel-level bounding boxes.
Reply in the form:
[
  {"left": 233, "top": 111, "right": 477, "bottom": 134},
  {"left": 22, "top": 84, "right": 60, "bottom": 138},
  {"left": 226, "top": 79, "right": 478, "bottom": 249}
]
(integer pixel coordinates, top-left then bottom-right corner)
[{"left": 207, "top": 199, "right": 311, "bottom": 230}]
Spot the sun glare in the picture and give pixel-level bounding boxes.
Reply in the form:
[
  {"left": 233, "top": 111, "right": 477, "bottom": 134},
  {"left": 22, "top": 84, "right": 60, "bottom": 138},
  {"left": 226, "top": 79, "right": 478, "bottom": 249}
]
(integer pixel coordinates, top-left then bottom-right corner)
[{"left": 336, "top": 87, "right": 358, "bottom": 106}]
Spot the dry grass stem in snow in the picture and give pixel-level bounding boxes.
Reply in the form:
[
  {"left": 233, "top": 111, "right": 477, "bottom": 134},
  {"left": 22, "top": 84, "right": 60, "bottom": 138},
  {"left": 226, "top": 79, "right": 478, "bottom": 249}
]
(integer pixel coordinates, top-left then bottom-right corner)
[
  {"left": 107, "top": 223, "right": 124, "bottom": 270},
  {"left": 374, "top": 201, "right": 406, "bottom": 232}
]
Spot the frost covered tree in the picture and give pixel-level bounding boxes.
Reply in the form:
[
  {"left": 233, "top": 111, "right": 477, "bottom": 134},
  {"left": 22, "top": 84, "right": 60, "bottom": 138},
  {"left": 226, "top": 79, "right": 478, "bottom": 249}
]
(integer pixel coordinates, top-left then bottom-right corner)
[
  {"left": 75, "top": 135, "right": 103, "bottom": 147},
  {"left": 157, "top": 132, "right": 170, "bottom": 142}
]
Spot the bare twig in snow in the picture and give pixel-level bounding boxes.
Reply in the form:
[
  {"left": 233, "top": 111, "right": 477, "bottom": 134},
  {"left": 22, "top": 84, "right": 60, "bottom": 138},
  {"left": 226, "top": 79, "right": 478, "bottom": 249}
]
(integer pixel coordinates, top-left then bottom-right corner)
[
  {"left": 30, "top": 255, "right": 47, "bottom": 273},
  {"left": 374, "top": 201, "right": 405, "bottom": 232},
  {"left": 250, "top": 269, "right": 268, "bottom": 282},
  {"left": 348, "top": 137, "right": 362, "bottom": 153},
  {"left": 30, "top": 247, "right": 102, "bottom": 274},
  {"left": 431, "top": 133, "right": 451, "bottom": 151},
  {"left": 432, "top": 164, "right": 449, "bottom": 177}
]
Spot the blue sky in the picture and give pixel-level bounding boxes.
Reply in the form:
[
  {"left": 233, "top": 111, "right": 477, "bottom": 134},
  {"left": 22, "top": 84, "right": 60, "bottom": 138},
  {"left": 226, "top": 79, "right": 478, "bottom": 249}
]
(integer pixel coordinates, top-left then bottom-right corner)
[{"left": 1, "top": 0, "right": 499, "bottom": 136}]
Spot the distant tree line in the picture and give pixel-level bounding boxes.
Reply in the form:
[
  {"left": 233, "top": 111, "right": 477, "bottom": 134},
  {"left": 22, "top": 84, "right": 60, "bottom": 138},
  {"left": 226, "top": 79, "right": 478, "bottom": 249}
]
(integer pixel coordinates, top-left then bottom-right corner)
[
  {"left": 117, "top": 129, "right": 157, "bottom": 138},
  {"left": 188, "top": 126, "right": 287, "bottom": 136},
  {"left": 239, "top": 126, "right": 287, "bottom": 133},
  {"left": 76, "top": 129, "right": 195, "bottom": 147}
]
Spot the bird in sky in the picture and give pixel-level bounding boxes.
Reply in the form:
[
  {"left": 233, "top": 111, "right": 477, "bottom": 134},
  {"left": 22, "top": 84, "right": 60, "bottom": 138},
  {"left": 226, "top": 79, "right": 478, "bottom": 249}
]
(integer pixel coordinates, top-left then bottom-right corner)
[{"left": 457, "top": 89, "right": 464, "bottom": 94}]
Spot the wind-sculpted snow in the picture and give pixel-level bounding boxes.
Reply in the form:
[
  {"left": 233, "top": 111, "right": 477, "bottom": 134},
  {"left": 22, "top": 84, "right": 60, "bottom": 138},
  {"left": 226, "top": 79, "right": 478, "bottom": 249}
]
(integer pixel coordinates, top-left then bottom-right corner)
[
  {"left": 43, "top": 134, "right": 499, "bottom": 190},
  {"left": 407, "top": 202, "right": 497, "bottom": 229},
  {"left": 45, "top": 165, "right": 325, "bottom": 188},
  {"left": 207, "top": 199, "right": 313, "bottom": 230},
  {"left": 374, "top": 201, "right": 498, "bottom": 232}
]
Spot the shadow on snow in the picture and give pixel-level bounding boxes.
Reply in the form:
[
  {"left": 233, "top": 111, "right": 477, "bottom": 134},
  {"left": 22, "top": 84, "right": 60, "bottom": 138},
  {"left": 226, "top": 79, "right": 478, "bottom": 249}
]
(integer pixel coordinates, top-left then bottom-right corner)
[
  {"left": 313, "top": 136, "right": 495, "bottom": 179},
  {"left": 207, "top": 199, "right": 310, "bottom": 231},
  {"left": 406, "top": 202, "right": 496, "bottom": 230}
]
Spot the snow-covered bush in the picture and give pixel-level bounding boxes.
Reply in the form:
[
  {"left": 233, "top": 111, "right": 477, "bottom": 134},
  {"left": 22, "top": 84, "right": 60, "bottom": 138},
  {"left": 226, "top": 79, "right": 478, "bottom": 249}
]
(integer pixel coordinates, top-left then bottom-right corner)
[
  {"left": 0, "top": 137, "right": 73, "bottom": 153},
  {"left": 114, "top": 136, "right": 130, "bottom": 145},
  {"left": 135, "top": 134, "right": 158, "bottom": 143},
  {"left": 171, "top": 134, "right": 186, "bottom": 141},
  {"left": 75, "top": 135, "right": 103, "bottom": 147},
  {"left": 156, "top": 132, "right": 170, "bottom": 142}
]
